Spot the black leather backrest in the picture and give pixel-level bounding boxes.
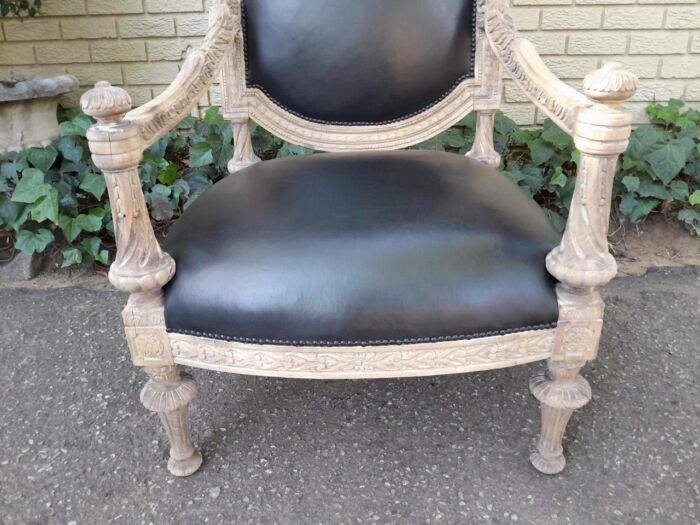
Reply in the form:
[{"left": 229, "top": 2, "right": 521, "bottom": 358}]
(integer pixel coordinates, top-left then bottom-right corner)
[{"left": 241, "top": 0, "right": 477, "bottom": 125}]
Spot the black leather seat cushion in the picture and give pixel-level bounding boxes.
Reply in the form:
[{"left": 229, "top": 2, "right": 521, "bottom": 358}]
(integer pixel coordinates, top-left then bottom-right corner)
[{"left": 163, "top": 151, "right": 560, "bottom": 346}]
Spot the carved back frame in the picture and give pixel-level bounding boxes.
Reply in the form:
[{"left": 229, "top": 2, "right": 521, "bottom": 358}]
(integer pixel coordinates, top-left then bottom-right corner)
[{"left": 80, "top": 0, "right": 639, "bottom": 476}]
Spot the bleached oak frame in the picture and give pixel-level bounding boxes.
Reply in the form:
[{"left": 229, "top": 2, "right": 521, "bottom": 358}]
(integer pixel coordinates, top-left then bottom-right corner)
[{"left": 81, "top": 0, "right": 639, "bottom": 477}]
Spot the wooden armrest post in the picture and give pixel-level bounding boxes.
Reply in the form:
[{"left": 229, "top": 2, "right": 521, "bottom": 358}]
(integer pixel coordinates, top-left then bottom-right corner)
[
  {"left": 81, "top": 82, "right": 176, "bottom": 368},
  {"left": 82, "top": 82, "right": 202, "bottom": 477},
  {"left": 529, "top": 63, "right": 638, "bottom": 474}
]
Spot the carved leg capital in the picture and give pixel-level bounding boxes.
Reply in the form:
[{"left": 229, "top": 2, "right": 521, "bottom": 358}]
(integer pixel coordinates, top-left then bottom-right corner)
[
  {"left": 141, "top": 365, "right": 202, "bottom": 477},
  {"left": 529, "top": 360, "right": 591, "bottom": 474}
]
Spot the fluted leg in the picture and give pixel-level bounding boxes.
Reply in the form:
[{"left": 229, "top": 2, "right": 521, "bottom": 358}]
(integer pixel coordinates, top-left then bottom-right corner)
[
  {"left": 140, "top": 365, "right": 202, "bottom": 477},
  {"left": 228, "top": 119, "right": 261, "bottom": 174},
  {"left": 529, "top": 360, "right": 591, "bottom": 474}
]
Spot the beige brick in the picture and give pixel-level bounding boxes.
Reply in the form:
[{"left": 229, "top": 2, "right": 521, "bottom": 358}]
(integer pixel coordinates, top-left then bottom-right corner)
[
  {"left": 520, "top": 32, "right": 567, "bottom": 55},
  {"left": 666, "top": 7, "right": 700, "bottom": 29},
  {"left": 35, "top": 42, "right": 90, "bottom": 64},
  {"left": 208, "top": 83, "right": 222, "bottom": 106},
  {"left": 623, "top": 102, "right": 653, "bottom": 125},
  {"left": 542, "top": 56, "right": 599, "bottom": 78},
  {"left": 501, "top": 104, "right": 537, "bottom": 126},
  {"left": 567, "top": 33, "right": 627, "bottom": 55},
  {"left": 146, "top": 0, "right": 203, "bottom": 13},
  {"left": 39, "top": 0, "right": 87, "bottom": 16},
  {"left": 505, "top": 82, "right": 534, "bottom": 103},
  {"left": 541, "top": 8, "right": 602, "bottom": 30},
  {"left": 603, "top": 7, "right": 664, "bottom": 29},
  {"left": 122, "top": 85, "right": 152, "bottom": 106},
  {"left": 576, "top": 0, "right": 634, "bottom": 4},
  {"left": 87, "top": 0, "right": 144, "bottom": 15},
  {"left": 512, "top": 0, "right": 570, "bottom": 5},
  {"left": 3, "top": 19, "right": 61, "bottom": 41},
  {"left": 685, "top": 81, "right": 700, "bottom": 101},
  {"left": 692, "top": 34, "right": 700, "bottom": 53},
  {"left": 124, "top": 62, "right": 179, "bottom": 84},
  {"left": 67, "top": 64, "right": 123, "bottom": 86},
  {"left": 660, "top": 56, "right": 700, "bottom": 78},
  {"left": 119, "top": 18, "right": 175, "bottom": 38},
  {"left": 511, "top": 8, "right": 541, "bottom": 31},
  {"left": 175, "top": 14, "right": 209, "bottom": 36},
  {"left": 638, "top": 0, "right": 696, "bottom": 3},
  {"left": 629, "top": 32, "right": 690, "bottom": 55},
  {"left": 629, "top": 80, "right": 686, "bottom": 102},
  {"left": 0, "top": 43, "right": 35, "bottom": 65},
  {"left": 603, "top": 56, "right": 660, "bottom": 78},
  {"left": 9, "top": 65, "right": 67, "bottom": 77},
  {"left": 61, "top": 18, "right": 117, "bottom": 40},
  {"left": 147, "top": 38, "right": 201, "bottom": 61},
  {"left": 91, "top": 40, "right": 147, "bottom": 62},
  {"left": 0, "top": 25, "right": 4, "bottom": 42}
]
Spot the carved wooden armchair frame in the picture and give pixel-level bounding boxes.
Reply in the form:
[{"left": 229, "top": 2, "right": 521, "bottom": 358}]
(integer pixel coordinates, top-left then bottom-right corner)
[{"left": 81, "top": 0, "right": 638, "bottom": 477}]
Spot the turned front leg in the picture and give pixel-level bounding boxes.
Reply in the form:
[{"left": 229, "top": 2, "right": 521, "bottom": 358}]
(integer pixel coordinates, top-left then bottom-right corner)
[
  {"left": 141, "top": 365, "right": 202, "bottom": 477},
  {"left": 529, "top": 360, "right": 591, "bottom": 474}
]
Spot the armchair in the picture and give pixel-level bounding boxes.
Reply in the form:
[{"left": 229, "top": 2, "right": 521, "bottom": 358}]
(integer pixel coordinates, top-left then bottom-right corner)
[{"left": 81, "top": 0, "right": 638, "bottom": 477}]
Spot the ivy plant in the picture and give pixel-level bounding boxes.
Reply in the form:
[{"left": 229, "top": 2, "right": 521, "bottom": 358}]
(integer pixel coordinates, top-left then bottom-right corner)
[
  {"left": 0, "top": 0, "right": 41, "bottom": 17},
  {"left": 1, "top": 100, "right": 698, "bottom": 269}
]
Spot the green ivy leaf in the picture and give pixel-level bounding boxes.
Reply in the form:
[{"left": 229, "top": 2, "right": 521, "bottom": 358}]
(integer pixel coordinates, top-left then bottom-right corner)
[
  {"left": 621, "top": 175, "right": 640, "bottom": 193},
  {"left": 157, "top": 163, "right": 179, "bottom": 185},
  {"left": 644, "top": 143, "right": 688, "bottom": 184},
  {"left": 669, "top": 180, "right": 689, "bottom": 201},
  {"left": 11, "top": 168, "right": 51, "bottom": 204},
  {"left": 56, "top": 137, "right": 84, "bottom": 163},
  {"left": 629, "top": 198, "right": 660, "bottom": 222},
  {"left": 28, "top": 146, "right": 58, "bottom": 173},
  {"left": 15, "top": 228, "right": 54, "bottom": 254},
  {"left": 189, "top": 142, "right": 214, "bottom": 167},
  {"left": 59, "top": 212, "right": 104, "bottom": 243},
  {"left": 619, "top": 193, "right": 638, "bottom": 217},
  {"left": 689, "top": 190, "right": 700, "bottom": 207},
  {"left": 79, "top": 172, "right": 106, "bottom": 199},
  {"left": 61, "top": 247, "right": 83, "bottom": 268},
  {"left": 529, "top": 139, "right": 555, "bottom": 166},
  {"left": 59, "top": 113, "right": 92, "bottom": 137},
  {"left": 678, "top": 209, "right": 700, "bottom": 235},
  {"left": 541, "top": 121, "right": 572, "bottom": 150},
  {"left": 626, "top": 126, "right": 667, "bottom": 160},
  {"left": 29, "top": 188, "right": 60, "bottom": 224},
  {"left": 549, "top": 167, "right": 567, "bottom": 188}
]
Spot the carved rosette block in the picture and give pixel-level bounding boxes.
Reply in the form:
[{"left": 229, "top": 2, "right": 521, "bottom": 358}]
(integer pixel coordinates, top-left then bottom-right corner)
[
  {"left": 141, "top": 365, "right": 202, "bottom": 477},
  {"left": 553, "top": 285, "right": 605, "bottom": 362},
  {"left": 466, "top": 110, "right": 501, "bottom": 169},
  {"left": 529, "top": 360, "right": 591, "bottom": 474},
  {"left": 123, "top": 292, "right": 174, "bottom": 367},
  {"left": 228, "top": 118, "right": 261, "bottom": 173}
]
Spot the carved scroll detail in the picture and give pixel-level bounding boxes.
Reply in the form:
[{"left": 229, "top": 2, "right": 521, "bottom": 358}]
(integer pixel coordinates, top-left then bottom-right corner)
[
  {"left": 126, "top": 0, "right": 238, "bottom": 148},
  {"left": 484, "top": 0, "right": 592, "bottom": 135},
  {"left": 169, "top": 330, "right": 555, "bottom": 379}
]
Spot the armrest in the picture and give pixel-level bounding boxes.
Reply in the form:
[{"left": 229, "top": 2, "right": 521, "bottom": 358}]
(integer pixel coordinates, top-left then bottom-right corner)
[
  {"left": 78, "top": 0, "right": 237, "bottom": 293},
  {"left": 484, "top": 0, "right": 640, "bottom": 289},
  {"left": 485, "top": 0, "right": 592, "bottom": 135},
  {"left": 126, "top": 0, "right": 238, "bottom": 149}
]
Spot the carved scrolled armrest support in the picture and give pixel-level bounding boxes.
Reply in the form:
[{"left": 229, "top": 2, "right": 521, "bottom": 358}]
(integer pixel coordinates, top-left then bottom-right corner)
[
  {"left": 126, "top": 0, "right": 238, "bottom": 149},
  {"left": 484, "top": 0, "right": 592, "bottom": 135}
]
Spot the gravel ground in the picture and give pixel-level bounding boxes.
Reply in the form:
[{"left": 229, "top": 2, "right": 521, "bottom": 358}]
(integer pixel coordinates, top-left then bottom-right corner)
[{"left": 1, "top": 267, "right": 698, "bottom": 525}]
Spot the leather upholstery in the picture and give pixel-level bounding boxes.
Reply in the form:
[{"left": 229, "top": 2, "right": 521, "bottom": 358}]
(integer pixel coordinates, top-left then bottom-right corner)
[
  {"left": 241, "top": 0, "right": 476, "bottom": 125},
  {"left": 163, "top": 151, "right": 561, "bottom": 346}
]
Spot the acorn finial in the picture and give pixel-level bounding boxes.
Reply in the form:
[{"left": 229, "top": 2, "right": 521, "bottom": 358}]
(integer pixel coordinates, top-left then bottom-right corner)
[
  {"left": 583, "top": 63, "right": 639, "bottom": 106},
  {"left": 80, "top": 81, "right": 132, "bottom": 124}
]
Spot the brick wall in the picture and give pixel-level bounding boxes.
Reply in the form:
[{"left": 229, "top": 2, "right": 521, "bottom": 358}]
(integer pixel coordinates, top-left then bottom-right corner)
[{"left": 0, "top": 0, "right": 698, "bottom": 126}]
